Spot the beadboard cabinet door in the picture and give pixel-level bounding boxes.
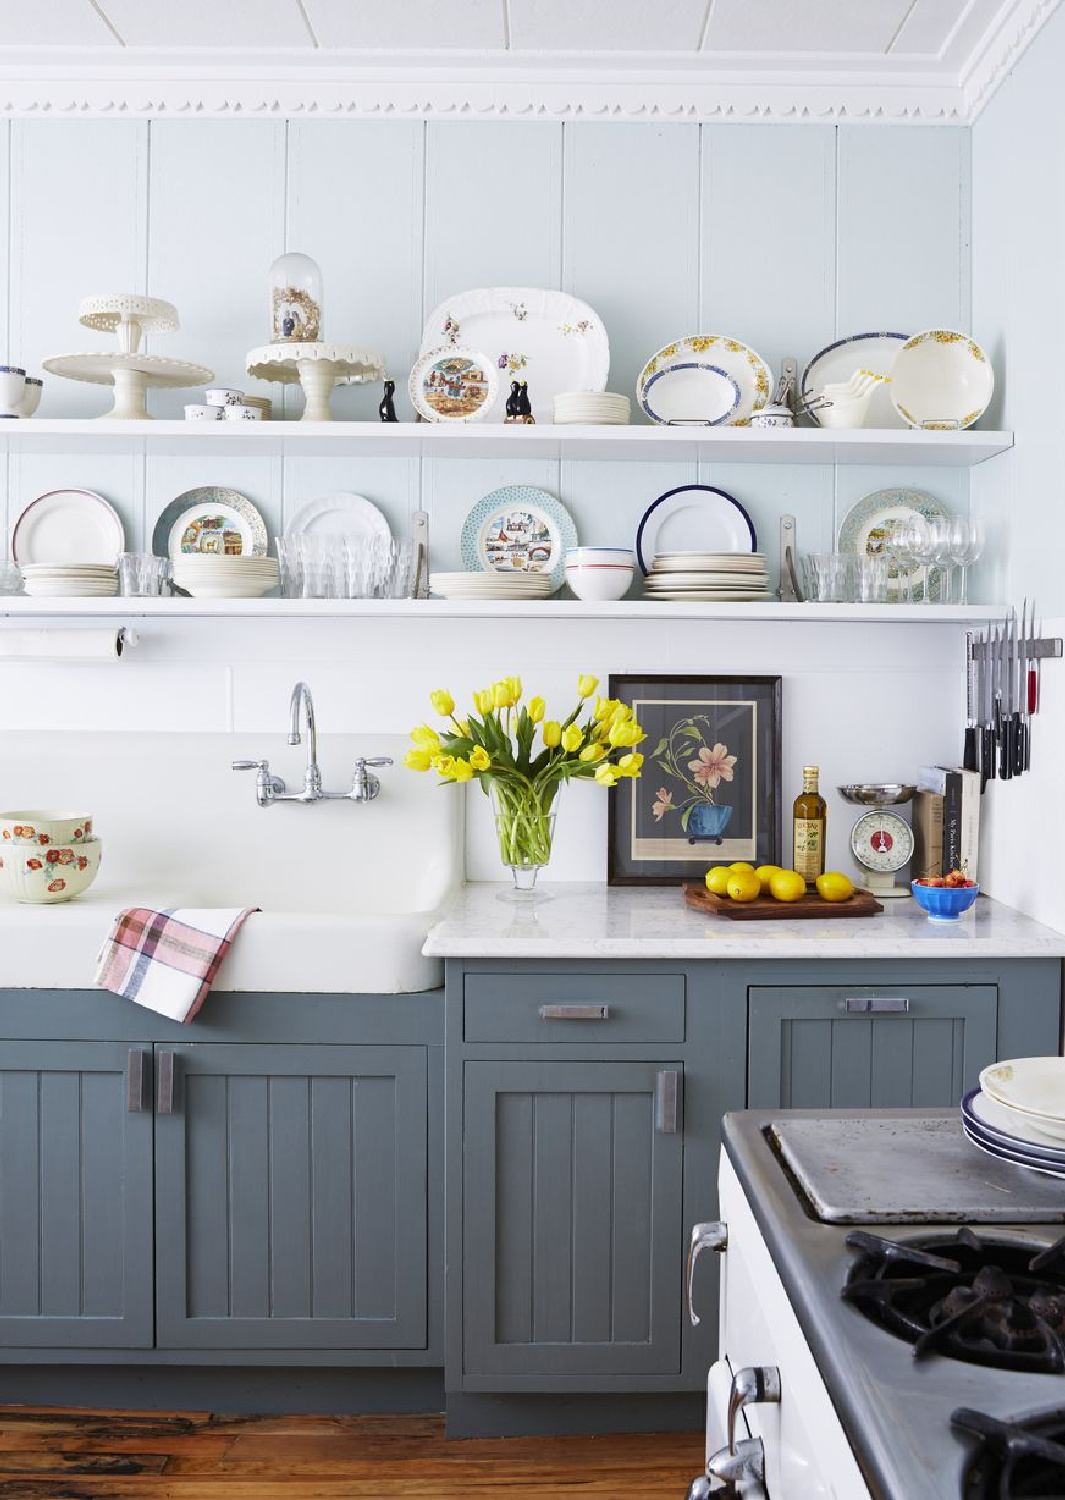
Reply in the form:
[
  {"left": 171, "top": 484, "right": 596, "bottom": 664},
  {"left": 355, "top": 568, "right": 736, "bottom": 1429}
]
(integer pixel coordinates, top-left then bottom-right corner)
[
  {"left": 747, "top": 985, "right": 999, "bottom": 1109},
  {"left": 462, "top": 1059, "right": 684, "bottom": 1383},
  {"left": 0, "top": 1040, "right": 154, "bottom": 1347},
  {"left": 155, "top": 1044, "right": 427, "bottom": 1350}
]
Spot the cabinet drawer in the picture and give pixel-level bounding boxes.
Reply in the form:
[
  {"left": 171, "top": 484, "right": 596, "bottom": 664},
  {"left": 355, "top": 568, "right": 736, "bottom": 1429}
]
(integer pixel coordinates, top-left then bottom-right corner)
[{"left": 463, "top": 971, "right": 685, "bottom": 1044}]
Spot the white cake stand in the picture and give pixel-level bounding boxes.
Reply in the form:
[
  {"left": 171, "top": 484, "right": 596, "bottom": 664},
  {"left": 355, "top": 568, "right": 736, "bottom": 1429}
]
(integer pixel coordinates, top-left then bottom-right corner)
[
  {"left": 41, "top": 352, "right": 214, "bottom": 420},
  {"left": 246, "top": 342, "right": 386, "bottom": 422},
  {"left": 78, "top": 294, "right": 179, "bottom": 353}
]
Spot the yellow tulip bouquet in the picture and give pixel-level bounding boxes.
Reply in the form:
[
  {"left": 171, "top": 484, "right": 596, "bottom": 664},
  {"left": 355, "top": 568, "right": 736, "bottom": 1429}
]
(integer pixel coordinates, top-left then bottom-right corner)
[{"left": 406, "top": 675, "right": 645, "bottom": 887}]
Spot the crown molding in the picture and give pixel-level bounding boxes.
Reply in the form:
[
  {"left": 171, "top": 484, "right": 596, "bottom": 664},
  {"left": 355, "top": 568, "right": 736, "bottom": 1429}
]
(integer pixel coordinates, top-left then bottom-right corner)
[{"left": 963, "top": 0, "right": 1062, "bottom": 118}]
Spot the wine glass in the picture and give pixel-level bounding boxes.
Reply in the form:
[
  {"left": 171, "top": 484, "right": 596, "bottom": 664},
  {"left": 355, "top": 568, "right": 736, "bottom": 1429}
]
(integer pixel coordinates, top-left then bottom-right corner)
[{"left": 947, "top": 518, "right": 986, "bottom": 605}]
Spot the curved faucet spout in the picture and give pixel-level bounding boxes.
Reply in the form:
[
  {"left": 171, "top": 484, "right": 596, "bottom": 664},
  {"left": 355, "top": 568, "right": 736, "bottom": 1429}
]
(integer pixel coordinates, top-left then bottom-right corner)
[{"left": 288, "top": 682, "right": 322, "bottom": 798}]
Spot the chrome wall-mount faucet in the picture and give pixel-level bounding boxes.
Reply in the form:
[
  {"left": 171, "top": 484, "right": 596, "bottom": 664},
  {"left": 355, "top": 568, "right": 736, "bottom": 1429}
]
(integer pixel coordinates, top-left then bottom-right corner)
[{"left": 232, "top": 681, "right": 393, "bottom": 807}]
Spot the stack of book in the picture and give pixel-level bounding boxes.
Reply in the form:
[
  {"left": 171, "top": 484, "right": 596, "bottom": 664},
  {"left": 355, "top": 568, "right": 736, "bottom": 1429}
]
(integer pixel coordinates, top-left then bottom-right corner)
[{"left": 912, "top": 767, "right": 980, "bottom": 880}]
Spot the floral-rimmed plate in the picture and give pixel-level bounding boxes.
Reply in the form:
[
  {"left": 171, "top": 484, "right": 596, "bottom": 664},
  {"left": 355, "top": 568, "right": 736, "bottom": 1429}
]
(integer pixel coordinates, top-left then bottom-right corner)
[
  {"left": 420, "top": 287, "right": 609, "bottom": 424},
  {"left": 152, "top": 487, "right": 268, "bottom": 560},
  {"left": 637, "top": 336, "right": 771, "bottom": 427},
  {"left": 12, "top": 489, "right": 125, "bottom": 566},
  {"left": 890, "top": 329, "right": 994, "bottom": 430},
  {"left": 639, "top": 363, "right": 741, "bottom": 426},
  {"left": 460, "top": 486, "right": 577, "bottom": 592},
  {"left": 837, "top": 488, "right": 948, "bottom": 604},
  {"left": 409, "top": 345, "right": 498, "bottom": 424},
  {"left": 801, "top": 332, "right": 909, "bottom": 429}
]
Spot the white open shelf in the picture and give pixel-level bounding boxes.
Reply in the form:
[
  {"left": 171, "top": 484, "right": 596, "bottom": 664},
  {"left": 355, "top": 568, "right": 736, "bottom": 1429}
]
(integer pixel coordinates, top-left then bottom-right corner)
[
  {"left": 0, "top": 419, "right": 1014, "bottom": 466},
  {"left": 0, "top": 598, "right": 1007, "bottom": 623}
]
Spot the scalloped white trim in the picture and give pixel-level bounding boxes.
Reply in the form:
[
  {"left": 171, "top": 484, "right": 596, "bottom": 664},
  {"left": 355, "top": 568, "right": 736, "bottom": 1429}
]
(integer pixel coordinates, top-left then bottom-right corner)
[{"left": 963, "top": 0, "right": 1062, "bottom": 119}]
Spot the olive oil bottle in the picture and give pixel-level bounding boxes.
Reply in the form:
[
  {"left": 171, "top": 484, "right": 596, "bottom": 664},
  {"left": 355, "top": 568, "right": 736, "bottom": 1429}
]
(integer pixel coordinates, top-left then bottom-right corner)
[{"left": 793, "top": 765, "right": 827, "bottom": 883}]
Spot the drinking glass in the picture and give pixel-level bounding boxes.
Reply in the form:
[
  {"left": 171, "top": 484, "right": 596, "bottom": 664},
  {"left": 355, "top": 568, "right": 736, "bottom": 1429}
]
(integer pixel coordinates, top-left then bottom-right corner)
[
  {"left": 854, "top": 555, "right": 889, "bottom": 603},
  {"left": 947, "top": 517, "right": 986, "bottom": 605},
  {"left": 801, "top": 553, "right": 853, "bottom": 602},
  {"left": 118, "top": 553, "right": 170, "bottom": 597},
  {"left": 0, "top": 561, "right": 23, "bottom": 596},
  {"left": 275, "top": 536, "right": 302, "bottom": 599}
]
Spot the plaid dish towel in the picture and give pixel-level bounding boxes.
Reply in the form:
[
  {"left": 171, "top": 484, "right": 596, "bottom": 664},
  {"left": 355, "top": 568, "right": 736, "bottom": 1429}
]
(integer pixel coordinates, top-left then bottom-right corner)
[{"left": 95, "top": 907, "right": 258, "bottom": 1023}]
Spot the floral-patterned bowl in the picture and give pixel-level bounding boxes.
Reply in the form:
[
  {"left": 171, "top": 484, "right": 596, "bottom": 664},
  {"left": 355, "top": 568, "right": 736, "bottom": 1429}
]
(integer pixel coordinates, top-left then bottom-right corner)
[
  {"left": 0, "top": 811, "right": 93, "bottom": 846},
  {"left": 0, "top": 837, "right": 101, "bottom": 904}
]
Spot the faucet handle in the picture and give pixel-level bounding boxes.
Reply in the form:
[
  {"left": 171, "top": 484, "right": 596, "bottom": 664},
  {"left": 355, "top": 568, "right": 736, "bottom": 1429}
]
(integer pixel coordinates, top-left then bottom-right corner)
[
  {"left": 232, "top": 758, "right": 286, "bottom": 807},
  {"left": 358, "top": 757, "right": 394, "bottom": 768},
  {"left": 232, "top": 759, "right": 270, "bottom": 772}
]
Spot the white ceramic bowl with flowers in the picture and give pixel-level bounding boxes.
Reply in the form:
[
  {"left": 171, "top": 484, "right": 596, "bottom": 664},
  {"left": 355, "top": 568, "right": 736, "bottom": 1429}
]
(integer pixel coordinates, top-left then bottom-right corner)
[
  {"left": 0, "top": 837, "right": 102, "bottom": 903},
  {"left": 0, "top": 810, "right": 93, "bottom": 846}
]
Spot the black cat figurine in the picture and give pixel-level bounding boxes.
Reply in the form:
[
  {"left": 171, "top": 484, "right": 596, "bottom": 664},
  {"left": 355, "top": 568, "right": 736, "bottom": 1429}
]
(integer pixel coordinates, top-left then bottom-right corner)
[
  {"left": 378, "top": 378, "right": 398, "bottom": 423},
  {"left": 517, "top": 380, "right": 534, "bottom": 423},
  {"left": 504, "top": 379, "right": 521, "bottom": 420}
]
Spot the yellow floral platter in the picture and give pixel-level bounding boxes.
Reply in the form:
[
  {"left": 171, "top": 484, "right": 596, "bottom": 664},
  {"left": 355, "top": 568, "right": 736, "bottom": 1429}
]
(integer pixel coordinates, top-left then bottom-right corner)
[
  {"left": 889, "top": 329, "right": 994, "bottom": 431},
  {"left": 636, "top": 336, "right": 772, "bottom": 426}
]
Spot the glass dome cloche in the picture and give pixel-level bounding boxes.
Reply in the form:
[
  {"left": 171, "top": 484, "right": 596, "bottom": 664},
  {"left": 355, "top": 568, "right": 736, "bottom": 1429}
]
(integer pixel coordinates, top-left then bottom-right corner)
[{"left": 269, "top": 252, "right": 323, "bottom": 343}]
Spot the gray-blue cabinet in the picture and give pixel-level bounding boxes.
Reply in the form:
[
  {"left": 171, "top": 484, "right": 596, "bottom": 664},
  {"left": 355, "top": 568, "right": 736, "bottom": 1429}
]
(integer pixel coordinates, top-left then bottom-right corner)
[
  {"left": 155, "top": 1043, "right": 428, "bottom": 1350},
  {"left": 461, "top": 1058, "right": 684, "bottom": 1381},
  {"left": 0, "top": 1040, "right": 153, "bottom": 1348},
  {"left": 747, "top": 983, "right": 999, "bottom": 1109}
]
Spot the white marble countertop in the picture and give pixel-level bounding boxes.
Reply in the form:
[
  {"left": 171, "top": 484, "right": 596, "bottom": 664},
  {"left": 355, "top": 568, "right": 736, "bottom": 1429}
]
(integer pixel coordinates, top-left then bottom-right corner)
[{"left": 423, "top": 883, "right": 1065, "bottom": 960}]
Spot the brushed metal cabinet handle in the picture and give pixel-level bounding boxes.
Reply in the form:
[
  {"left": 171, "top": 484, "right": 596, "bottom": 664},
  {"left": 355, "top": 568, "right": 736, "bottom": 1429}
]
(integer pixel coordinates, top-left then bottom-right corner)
[
  {"left": 656, "top": 1069, "right": 680, "bottom": 1134},
  {"left": 157, "top": 1050, "right": 176, "bottom": 1114},
  {"left": 126, "top": 1048, "right": 150, "bottom": 1113},
  {"left": 844, "top": 996, "right": 910, "bottom": 1014},
  {"left": 538, "top": 1004, "right": 611, "bottom": 1021}
]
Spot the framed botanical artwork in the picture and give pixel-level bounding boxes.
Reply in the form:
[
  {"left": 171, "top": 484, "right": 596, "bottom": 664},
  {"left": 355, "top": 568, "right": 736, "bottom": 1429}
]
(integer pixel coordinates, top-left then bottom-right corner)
[{"left": 607, "top": 674, "right": 782, "bottom": 886}]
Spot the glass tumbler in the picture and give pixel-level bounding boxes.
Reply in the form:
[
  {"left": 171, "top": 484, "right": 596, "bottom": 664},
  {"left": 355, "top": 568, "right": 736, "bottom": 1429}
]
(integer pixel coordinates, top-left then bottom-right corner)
[
  {"left": 802, "top": 553, "right": 854, "bottom": 603},
  {"left": 854, "top": 555, "right": 890, "bottom": 603},
  {"left": 119, "top": 553, "right": 170, "bottom": 597}
]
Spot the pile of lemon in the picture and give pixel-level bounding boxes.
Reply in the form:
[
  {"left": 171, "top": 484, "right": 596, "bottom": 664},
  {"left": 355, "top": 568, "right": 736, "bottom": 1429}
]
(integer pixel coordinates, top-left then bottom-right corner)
[{"left": 705, "top": 863, "right": 854, "bottom": 904}]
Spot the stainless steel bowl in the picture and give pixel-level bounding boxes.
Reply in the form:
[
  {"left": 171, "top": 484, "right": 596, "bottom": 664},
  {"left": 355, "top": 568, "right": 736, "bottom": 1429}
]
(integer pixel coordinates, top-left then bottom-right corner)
[{"left": 837, "top": 783, "right": 918, "bottom": 806}]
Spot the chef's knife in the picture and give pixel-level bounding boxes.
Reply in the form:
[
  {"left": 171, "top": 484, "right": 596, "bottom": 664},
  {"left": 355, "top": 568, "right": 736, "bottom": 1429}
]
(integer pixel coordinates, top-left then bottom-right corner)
[
  {"left": 1009, "top": 609, "right": 1024, "bottom": 777},
  {"left": 963, "top": 631, "right": 978, "bottom": 773},
  {"left": 1026, "top": 602, "right": 1035, "bottom": 770},
  {"left": 978, "top": 630, "right": 991, "bottom": 792}
]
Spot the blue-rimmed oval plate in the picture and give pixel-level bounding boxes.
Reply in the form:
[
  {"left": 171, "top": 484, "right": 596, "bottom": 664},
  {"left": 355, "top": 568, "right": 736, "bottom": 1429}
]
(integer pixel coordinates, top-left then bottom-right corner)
[
  {"left": 461, "top": 486, "right": 577, "bottom": 592},
  {"left": 640, "top": 362, "right": 740, "bottom": 426}
]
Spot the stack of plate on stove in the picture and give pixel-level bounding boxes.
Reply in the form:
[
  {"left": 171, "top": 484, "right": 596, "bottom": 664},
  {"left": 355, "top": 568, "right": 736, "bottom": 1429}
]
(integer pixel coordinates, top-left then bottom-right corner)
[
  {"left": 961, "top": 1057, "right": 1065, "bottom": 1180},
  {"left": 643, "top": 552, "right": 770, "bottom": 602},
  {"left": 19, "top": 563, "right": 118, "bottom": 597},
  {"left": 172, "top": 554, "right": 279, "bottom": 599},
  {"left": 553, "top": 391, "right": 630, "bottom": 426},
  {"left": 430, "top": 570, "right": 555, "bottom": 601}
]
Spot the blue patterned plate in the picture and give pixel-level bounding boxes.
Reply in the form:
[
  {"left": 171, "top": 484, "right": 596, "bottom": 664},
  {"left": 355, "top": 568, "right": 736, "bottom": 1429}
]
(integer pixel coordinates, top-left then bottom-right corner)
[
  {"left": 460, "top": 486, "right": 577, "bottom": 592},
  {"left": 837, "top": 488, "right": 949, "bottom": 604}
]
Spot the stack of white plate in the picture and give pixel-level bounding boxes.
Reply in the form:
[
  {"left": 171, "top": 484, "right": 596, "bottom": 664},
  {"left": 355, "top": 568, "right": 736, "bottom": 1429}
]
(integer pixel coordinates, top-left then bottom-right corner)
[
  {"left": 553, "top": 391, "right": 630, "bottom": 426},
  {"left": 172, "top": 555, "right": 279, "bottom": 599},
  {"left": 430, "top": 571, "right": 556, "bottom": 601},
  {"left": 643, "top": 551, "right": 772, "bottom": 602},
  {"left": 960, "top": 1058, "right": 1065, "bottom": 1179},
  {"left": 19, "top": 563, "right": 118, "bottom": 597}
]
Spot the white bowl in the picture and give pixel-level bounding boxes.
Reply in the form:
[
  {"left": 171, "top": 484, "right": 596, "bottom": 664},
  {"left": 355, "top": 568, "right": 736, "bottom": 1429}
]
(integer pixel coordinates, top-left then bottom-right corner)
[
  {"left": 565, "top": 547, "right": 635, "bottom": 566},
  {"left": 0, "top": 836, "right": 101, "bottom": 903},
  {"left": 223, "top": 404, "right": 262, "bottom": 421},
  {"left": 205, "top": 387, "right": 244, "bottom": 407},
  {"left": 890, "top": 330, "right": 994, "bottom": 430},
  {"left": 185, "top": 403, "right": 222, "bottom": 421},
  {"left": 565, "top": 562, "right": 634, "bottom": 602},
  {"left": 0, "top": 810, "right": 94, "bottom": 846}
]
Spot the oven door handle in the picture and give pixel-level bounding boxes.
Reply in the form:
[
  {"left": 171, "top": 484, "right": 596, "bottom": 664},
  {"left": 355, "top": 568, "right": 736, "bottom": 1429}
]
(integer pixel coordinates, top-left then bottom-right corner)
[{"left": 686, "top": 1220, "right": 727, "bottom": 1326}]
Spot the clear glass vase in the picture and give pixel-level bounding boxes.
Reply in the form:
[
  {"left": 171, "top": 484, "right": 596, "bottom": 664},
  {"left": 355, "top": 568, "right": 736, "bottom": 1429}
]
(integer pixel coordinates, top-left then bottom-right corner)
[{"left": 489, "top": 780, "right": 561, "bottom": 900}]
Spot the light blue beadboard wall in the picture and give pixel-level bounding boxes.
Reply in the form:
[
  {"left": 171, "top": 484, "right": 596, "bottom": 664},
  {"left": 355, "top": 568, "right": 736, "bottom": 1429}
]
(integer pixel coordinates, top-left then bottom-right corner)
[{"left": 0, "top": 118, "right": 973, "bottom": 582}]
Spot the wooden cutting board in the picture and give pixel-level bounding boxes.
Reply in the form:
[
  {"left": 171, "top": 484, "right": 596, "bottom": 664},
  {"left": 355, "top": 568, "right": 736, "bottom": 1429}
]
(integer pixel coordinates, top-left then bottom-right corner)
[{"left": 683, "top": 880, "right": 884, "bottom": 921}]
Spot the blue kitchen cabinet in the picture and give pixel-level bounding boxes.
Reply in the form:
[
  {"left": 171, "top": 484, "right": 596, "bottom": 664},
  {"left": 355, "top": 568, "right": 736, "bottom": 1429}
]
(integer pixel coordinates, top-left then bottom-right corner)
[{"left": 0, "top": 1040, "right": 154, "bottom": 1348}]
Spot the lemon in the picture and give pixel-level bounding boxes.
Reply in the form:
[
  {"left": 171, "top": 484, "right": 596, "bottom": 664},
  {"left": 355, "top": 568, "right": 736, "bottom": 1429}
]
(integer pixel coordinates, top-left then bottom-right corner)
[
  {"left": 729, "top": 862, "right": 755, "bottom": 873},
  {"left": 726, "top": 870, "right": 762, "bottom": 903},
  {"left": 769, "top": 869, "right": 807, "bottom": 903},
  {"left": 816, "top": 871, "right": 855, "bottom": 903},
  {"left": 755, "top": 863, "right": 782, "bottom": 895},
  {"left": 705, "top": 866, "right": 732, "bottom": 897}
]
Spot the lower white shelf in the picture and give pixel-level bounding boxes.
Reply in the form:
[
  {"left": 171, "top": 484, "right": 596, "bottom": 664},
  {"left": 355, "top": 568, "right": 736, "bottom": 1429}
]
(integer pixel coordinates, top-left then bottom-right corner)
[{"left": 0, "top": 598, "right": 1005, "bottom": 623}]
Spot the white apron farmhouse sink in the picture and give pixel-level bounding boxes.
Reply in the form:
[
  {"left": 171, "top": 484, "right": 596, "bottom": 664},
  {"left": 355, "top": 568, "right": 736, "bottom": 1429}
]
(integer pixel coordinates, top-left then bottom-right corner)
[{"left": 0, "top": 732, "right": 463, "bottom": 994}]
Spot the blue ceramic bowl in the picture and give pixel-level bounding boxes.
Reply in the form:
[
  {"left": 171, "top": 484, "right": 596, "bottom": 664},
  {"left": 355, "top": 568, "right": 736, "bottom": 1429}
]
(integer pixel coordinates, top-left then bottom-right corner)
[{"left": 910, "top": 880, "right": 979, "bottom": 921}]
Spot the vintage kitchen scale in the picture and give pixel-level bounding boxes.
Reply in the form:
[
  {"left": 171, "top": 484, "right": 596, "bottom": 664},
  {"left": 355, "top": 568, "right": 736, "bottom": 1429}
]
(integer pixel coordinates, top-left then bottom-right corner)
[{"left": 838, "top": 783, "right": 917, "bottom": 898}]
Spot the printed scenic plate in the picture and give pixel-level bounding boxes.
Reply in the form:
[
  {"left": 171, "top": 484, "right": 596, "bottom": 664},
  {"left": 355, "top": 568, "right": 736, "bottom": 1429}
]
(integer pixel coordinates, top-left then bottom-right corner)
[
  {"left": 636, "top": 336, "right": 771, "bottom": 427},
  {"left": 408, "top": 346, "right": 498, "bottom": 424},
  {"left": 420, "top": 287, "right": 609, "bottom": 424},
  {"left": 837, "top": 487, "right": 948, "bottom": 604},
  {"left": 153, "top": 487, "right": 268, "bottom": 559},
  {"left": 460, "top": 486, "right": 577, "bottom": 591}
]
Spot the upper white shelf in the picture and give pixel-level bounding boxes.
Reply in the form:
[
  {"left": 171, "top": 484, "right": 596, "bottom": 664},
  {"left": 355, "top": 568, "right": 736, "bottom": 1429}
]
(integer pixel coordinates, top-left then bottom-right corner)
[{"left": 0, "top": 420, "right": 1013, "bottom": 467}]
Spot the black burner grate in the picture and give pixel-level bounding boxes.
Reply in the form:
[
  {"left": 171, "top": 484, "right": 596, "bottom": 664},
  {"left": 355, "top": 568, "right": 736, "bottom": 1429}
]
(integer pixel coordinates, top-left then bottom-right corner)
[
  {"left": 952, "top": 1406, "right": 1065, "bottom": 1498},
  {"left": 842, "top": 1228, "right": 1065, "bottom": 1374}
]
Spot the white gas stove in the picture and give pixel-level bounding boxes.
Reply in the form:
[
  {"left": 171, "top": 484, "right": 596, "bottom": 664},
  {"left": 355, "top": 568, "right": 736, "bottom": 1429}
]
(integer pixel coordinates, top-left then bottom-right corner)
[{"left": 685, "top": 1110, "right": 1065, "bottom": 1500}]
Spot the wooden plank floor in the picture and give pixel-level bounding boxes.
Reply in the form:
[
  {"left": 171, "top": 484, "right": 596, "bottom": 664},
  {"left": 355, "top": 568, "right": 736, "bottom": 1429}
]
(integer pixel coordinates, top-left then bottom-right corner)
[{"left": 0, "top": 1409, "right": 703, "bottom": 1498}]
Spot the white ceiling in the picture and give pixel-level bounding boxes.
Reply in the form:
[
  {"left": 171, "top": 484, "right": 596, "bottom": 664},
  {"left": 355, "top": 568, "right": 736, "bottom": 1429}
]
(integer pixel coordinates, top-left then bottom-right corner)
[{"left": 0, "top": 0, "right": 1055, "bottom": 120}]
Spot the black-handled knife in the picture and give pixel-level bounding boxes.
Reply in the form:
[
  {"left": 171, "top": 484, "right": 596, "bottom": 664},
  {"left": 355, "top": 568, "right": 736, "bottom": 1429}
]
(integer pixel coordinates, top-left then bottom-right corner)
[{"left": 963, "top": 631, "right": 978, "bottom": 773}]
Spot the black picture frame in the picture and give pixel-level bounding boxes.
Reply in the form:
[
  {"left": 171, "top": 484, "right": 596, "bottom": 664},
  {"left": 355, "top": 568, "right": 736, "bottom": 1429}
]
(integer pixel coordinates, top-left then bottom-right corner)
[{"left": 607, "top": 673, "right": 782, "bottom": 886}]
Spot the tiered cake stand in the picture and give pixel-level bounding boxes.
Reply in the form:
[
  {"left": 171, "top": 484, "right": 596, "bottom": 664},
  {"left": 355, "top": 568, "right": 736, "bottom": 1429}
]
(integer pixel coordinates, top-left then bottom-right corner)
[
  {"left": 246, "top": 342, "right": 386, "bottom": 421},
  {"left": 43, "top": 295, "right": 213, "bottom": 420}
]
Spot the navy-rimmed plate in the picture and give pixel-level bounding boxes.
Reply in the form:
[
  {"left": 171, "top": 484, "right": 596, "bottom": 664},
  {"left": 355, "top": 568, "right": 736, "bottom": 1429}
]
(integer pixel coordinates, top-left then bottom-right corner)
[
  {"left": 635, "top": 484, "right": 757, "bottom": 576},
  {"left": 962, "top": 1088, "right": 1065, "bottom": 1164},
  {"left": 962, "top": 1118, "right": 1065, "bottom": 1180}
]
